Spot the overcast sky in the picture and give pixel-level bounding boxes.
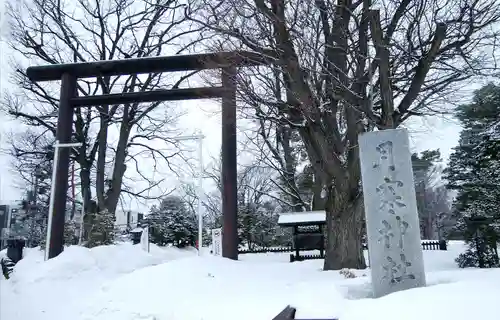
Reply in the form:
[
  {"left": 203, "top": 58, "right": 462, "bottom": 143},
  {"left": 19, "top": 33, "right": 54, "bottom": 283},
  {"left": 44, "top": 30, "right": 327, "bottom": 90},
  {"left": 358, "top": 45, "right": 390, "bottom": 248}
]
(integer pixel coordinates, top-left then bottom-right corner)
[{"left": 0, "top": 0, "right": 474, "bottom": 211}]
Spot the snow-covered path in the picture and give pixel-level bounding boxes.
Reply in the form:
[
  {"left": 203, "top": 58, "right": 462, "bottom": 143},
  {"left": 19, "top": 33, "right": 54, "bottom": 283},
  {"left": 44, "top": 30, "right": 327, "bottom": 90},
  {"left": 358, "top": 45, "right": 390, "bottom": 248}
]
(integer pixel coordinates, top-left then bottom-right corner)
[{"left": 1, "top": 241, "right": 499, "bottom": 320}]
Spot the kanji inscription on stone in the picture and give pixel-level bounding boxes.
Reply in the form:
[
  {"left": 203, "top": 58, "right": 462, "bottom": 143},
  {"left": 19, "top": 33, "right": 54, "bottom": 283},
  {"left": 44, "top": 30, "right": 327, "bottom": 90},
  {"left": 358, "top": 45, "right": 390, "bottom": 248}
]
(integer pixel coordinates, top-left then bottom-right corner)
[
  {"left": 373, "top": 141, "right": 396, "bottom": 172},
  {"left": 395, "top": 216, "right": 409, "bottom": 249},
  {"left": 378, "top": 220, "right": 394, "bottom": 249},
  {"left": 359, "top": 129, "right": 426, "bottom": 298},
  {"left": 376, "top": 177, "right": 407, "bottom": 214},
  {"left": 381, "top": 254, "right": 416, "bottom": 284}
]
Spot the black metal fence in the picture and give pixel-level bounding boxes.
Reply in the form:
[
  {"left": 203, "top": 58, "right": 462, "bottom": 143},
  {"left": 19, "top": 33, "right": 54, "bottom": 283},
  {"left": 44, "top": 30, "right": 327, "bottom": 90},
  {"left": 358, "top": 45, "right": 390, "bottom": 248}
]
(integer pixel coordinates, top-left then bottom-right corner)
[
  {"left": 239, "top": 246, "right": 293, "bottom": 254},
  {"left": 238, "top": 240, "right": 447, "bottom": 255},
  {"left": 289, "top": 253, "right": 324, "bottom": 262},
  {"left": 362, "top": 240, "right": 447, "bottom": 251},
  {"left": 421, "top": 240, "right": 448, "bottom": 251}
]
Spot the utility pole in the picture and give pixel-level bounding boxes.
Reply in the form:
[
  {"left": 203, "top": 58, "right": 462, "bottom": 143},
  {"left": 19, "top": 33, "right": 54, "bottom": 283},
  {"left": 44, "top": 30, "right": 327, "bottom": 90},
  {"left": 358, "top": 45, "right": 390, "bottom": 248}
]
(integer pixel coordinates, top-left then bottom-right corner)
[
  {"left": 28, "top": 167, "right": 41, "bottom": 247},
  {"left": 45, "top": 141, "right": 83, "bottom": 261},
  {"left": 172, "top": 134, "right": 205, "bottom": 255},
  {"left": 78, "top": 191, "right": 88, "bottom": 245}
]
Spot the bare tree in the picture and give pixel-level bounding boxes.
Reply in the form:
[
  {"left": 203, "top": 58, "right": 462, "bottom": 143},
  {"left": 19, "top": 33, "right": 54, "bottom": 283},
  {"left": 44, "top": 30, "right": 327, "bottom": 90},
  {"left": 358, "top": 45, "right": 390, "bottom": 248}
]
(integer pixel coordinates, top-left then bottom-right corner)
[
  {"left": 7, "top": 130, "right": 56, "bottom": 197},
  {"left": 183, "top": 154, "right": 282, "bottom": 227},
  {"left": 187, "top": 0, "right": 500, "bottom": 269},
  {"left": 2, "top": 0, "right": 203, "bottom": 232},
  {"left": 242, "top": 118, "right": 329, "bottom": 212},
  {"left": 237, "top": 71, "right": 311, "bottom": 212},
  {"left": 196, "top": 158, "right": 286, "bottom": 248}
]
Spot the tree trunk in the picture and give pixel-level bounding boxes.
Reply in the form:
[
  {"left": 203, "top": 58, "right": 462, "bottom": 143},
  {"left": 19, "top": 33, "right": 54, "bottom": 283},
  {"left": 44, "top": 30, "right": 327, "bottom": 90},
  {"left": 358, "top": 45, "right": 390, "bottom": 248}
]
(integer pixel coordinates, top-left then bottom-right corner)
[
  {"left": 311, "top": 176, "right": 326, "bottom": 211},
  {"left": 427, "top": 214, "right": 435, "bottom": 240},
  {"left": 104, "top": 106, "right": 131, "bottom": 215},
  {"left": 96, "top": 108, "right": 109, "bottom": 211},
  {"left": 80, "top": 167, "right": 93, "bottom": 240},
  {"left": 280, "top": 126, "right": 303, "bottom": 212},
  {"left": 324, "top": 187, "right": 366, "bottom": 270}
]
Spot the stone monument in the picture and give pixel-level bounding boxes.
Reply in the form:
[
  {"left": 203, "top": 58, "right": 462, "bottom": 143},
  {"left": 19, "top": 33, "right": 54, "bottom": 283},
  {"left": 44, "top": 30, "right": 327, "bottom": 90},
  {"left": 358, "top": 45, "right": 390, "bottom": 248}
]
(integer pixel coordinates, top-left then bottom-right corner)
[{"left": 359, "top": 128, "right": 426, "bottom": 298}]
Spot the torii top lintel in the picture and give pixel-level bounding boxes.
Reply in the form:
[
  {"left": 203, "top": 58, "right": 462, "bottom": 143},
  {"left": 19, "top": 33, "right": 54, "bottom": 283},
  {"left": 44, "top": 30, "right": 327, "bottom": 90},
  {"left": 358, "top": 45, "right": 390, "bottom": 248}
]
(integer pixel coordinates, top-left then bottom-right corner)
[{"left": 26, "top": 51, "right": 269, "bottom": 82}]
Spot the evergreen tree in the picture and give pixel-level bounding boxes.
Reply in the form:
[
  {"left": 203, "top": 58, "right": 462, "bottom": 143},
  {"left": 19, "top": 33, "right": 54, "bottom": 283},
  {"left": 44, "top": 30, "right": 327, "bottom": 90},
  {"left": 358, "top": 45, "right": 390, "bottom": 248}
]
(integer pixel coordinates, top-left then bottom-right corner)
[
  {"left": 64, "top": 220, "right": 79, "bottom": 246},
  {"left": 255, "top": 201, "right": 290, "bottom": 247},
  {"left": 237, "top": 199, "right": 286, "bottom": 249},
  {"left": 444, "top": 83, "right": 500, "bottom": 268},
  {"left": 412, "top": 150, "right": 441, "bottom": 238},
  {"left": 85, "top": 209, "right": 116, "bottom": 248},
  {"left": 146, "top": 196, "right": 197, "bottom": 248},
  {"left": 476, "top": 108, "right": 500, "bottom": 164},
  {"left": 238, "top": 202, "right": 260, "bottom": 249},
  {"left": 39, "top": 225, "right": 47, "bottom": 250},
  {"left": 39, "top": 220, "right": 78, "bottom": 249},
  {"left": 411, "top": 150, "right": 453, "bottom": 239}
]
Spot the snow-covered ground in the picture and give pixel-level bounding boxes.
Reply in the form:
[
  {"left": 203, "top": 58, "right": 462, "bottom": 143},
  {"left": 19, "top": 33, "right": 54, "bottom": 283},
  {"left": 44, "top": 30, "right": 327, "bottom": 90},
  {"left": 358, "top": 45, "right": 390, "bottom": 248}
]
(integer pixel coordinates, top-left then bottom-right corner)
[{"left": 1, "top": 241, "right": 499, "bottom": 320}]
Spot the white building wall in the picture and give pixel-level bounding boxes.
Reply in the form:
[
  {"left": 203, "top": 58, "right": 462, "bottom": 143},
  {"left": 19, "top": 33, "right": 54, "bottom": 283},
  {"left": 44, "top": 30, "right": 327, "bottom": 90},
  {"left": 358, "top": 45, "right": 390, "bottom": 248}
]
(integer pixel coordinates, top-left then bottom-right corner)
[{"left": 114, "top": 210, "right": 140, "bottom": 231}]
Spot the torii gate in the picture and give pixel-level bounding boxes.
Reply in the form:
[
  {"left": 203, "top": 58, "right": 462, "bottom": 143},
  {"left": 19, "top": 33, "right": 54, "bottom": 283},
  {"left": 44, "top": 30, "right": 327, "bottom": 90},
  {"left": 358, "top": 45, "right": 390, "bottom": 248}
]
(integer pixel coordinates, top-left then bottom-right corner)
[{"left": 26, "top": 51, "right": 268, "bottom": 260}]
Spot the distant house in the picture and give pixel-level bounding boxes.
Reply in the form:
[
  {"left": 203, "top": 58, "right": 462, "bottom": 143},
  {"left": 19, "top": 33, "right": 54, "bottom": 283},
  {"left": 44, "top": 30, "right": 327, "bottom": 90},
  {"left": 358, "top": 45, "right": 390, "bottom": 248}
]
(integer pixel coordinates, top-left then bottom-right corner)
[{"left": 115, "top": 210, "right": 144, "bottom": 231}]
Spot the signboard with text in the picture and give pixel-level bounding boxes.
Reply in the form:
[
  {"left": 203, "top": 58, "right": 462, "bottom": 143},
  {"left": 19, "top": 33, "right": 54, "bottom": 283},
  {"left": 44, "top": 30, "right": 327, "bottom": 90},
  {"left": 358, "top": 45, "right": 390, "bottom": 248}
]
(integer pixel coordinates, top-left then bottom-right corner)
[{"left": 211, "top": 228, "right": 222, "bottom": 256}]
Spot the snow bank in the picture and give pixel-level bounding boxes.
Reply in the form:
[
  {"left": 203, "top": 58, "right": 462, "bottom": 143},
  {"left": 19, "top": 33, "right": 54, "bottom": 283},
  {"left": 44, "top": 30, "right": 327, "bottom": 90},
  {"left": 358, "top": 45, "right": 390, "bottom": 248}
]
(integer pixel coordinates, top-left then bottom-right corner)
[
  {"left": 2, "top": 240, "right": 500, "bottom": 320},
  {"left": 340, "top": 270, "right": 500, "bottom": 320},
  {"left": 0, "top": 243, "right": 196, "bottom": 320},
  {"left": 77, "top": 256, "right": 354, "bottom": 320},
  {"left": 10, "top": 243, "right": 195, "bottom": 283}
]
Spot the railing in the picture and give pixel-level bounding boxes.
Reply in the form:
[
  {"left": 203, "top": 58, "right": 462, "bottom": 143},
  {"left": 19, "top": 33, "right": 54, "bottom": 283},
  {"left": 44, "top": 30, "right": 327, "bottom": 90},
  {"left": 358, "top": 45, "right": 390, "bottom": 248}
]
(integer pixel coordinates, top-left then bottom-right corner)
[
  {"left": 421, "top": 240, "right": 447, "bottom": 250},
  {"left": 239, "top": 246, "right": 293, "bottom": 254},
  {"left": 238, "top": 240, "right": 447, "bottom": 256},
  {"left": 290, "top": 253, "right": 324, "bottom": 262},
  {"left": 362, "top": 240, "right": 447, "bottom": 251}
]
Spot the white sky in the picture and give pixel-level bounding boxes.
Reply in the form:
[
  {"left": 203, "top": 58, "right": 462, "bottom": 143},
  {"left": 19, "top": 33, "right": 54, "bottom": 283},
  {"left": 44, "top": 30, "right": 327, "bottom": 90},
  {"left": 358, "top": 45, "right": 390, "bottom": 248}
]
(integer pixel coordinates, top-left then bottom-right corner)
[{"left": 0, "top": 0, "right": 472, "bottom": 212}]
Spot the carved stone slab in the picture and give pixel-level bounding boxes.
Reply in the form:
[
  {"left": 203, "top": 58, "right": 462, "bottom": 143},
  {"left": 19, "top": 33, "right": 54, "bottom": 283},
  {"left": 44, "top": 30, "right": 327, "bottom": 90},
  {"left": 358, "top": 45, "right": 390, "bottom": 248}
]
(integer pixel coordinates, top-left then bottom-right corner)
[{"left": 359, "top": 129, "right": 426, "bottom": 298}]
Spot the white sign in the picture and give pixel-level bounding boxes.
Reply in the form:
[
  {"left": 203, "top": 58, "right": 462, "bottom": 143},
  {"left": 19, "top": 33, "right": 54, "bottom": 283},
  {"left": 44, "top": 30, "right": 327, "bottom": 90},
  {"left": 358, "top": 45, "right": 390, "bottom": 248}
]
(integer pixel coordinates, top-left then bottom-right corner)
[
  {"left": 211, "top": 228, "right": 222, "bottom": 256},
  {"left": 140, "top": 227, "right": 150, "bottom": 253}
]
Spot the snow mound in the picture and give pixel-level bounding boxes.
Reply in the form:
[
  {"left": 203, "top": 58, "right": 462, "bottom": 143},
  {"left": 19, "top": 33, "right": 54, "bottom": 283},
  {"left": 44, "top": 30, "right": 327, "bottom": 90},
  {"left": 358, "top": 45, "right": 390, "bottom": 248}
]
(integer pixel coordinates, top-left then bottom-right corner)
[
  {"left": 78, "top": 256, "right": 348, "bottom": 320},
  {"left": 2, "top": 240, "right": 500, "bottom": 320},
  {"left": 10, "top": 243, "right": 194, "bottom": 284},
  {"left": 1, "top": 243, "right": 196, "bottom": 320},
  {"left": 340, "top": 272, "right": 500, "bottom": 320}
]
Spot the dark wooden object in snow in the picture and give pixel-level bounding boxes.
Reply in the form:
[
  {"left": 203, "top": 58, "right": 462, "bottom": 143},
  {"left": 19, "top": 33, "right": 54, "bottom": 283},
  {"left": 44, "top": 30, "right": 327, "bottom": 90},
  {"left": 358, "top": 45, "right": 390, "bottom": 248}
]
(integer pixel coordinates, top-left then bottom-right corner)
[{"left": 272, "top": 306, "right": 337, "bottom": 320}]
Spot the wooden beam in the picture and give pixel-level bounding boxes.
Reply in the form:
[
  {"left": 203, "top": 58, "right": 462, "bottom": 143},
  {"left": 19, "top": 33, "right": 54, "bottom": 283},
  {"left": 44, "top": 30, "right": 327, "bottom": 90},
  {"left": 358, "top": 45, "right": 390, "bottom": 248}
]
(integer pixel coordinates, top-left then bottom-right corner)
[
  {"left": 26, "top": 51, "right": 268, "bottom": 82},
  {"left": 221, "top": 66, "right": 239, "bottom": 260},
  {"left": 70, "top": 87, "right": 226, "bottom": 107}
]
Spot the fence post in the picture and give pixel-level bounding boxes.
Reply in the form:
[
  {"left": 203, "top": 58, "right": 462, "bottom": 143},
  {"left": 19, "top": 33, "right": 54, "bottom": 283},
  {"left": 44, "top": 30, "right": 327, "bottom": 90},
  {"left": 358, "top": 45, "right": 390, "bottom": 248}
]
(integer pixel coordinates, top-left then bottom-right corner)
[{"left": 439, "top": 239, "right": 447, "bottom": 251}]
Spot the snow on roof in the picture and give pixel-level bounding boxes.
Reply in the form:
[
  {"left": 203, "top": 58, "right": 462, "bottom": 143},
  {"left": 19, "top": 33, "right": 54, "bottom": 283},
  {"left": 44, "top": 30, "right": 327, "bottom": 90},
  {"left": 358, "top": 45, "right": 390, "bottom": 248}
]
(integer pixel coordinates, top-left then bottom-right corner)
[{"left": 278, "top": 210, "right": 326, "bottom": 225}]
